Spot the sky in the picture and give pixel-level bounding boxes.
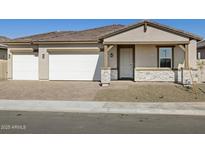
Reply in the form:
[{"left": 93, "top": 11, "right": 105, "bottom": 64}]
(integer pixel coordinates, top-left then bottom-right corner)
[{"left": 0, "top": 19, "right": 204, "bottom": 39}]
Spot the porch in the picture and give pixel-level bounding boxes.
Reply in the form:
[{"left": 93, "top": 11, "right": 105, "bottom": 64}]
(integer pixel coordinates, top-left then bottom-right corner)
[
  {"left": 101, "top": 43, "right": 198, "bottom": 86},
  {"left": 99, "top": 20, "right": 202, "bottom": 86}
]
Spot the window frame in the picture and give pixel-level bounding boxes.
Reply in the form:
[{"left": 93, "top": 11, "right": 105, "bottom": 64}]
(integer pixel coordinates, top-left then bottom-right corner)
[{"left": 157, "top": 46, "right": 174, "bottom": 69}]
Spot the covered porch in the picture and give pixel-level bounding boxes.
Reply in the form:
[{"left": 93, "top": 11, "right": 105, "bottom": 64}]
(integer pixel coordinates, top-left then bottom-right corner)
[
  {"left": 101, "top": 42, "right": 198, "bottom": 86},
  {"left": 100, "top": 20, "right": 200, "bottom": 86}
]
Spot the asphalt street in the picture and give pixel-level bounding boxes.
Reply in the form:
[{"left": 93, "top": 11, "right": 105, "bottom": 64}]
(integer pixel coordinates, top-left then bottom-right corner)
[{"left": 0, "top": 110, "right": 205, "bottom": 134}]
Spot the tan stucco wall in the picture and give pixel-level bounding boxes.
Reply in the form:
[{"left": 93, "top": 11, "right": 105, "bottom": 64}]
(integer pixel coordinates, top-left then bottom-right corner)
[
  {"left": 7, "top": 48, "right": 12, "bottom": 79},
  {"left": 135, "top": 45, "right": 158, "bottom": 67},
  {"left": 135, "top": 45, "right": 185, "bottom": 68},
  {"left": 39, "top": 47, "right": 49, "bottom": 80},
  {"left": 174, "top": 46, "right": 185, "bottom": 68},
  {"left": 104, "top": 25, "right": 189, "bottom": 43},
  {"left": 108, "top": 45, "right": 117, "bottom": 68},
  {"left": 188, "top": 40, "right": 197, "bottom": 69}
]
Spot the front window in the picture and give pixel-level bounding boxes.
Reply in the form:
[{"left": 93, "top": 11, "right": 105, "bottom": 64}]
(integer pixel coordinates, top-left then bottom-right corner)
[{"left": 159, "top": 47, "right": 172, "bottom": 68}]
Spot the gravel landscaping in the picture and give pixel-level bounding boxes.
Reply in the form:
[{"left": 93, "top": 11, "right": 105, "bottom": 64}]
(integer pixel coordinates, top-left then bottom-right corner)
[{"left": 0, "top": 80, "right": 205, "bottom": 102}]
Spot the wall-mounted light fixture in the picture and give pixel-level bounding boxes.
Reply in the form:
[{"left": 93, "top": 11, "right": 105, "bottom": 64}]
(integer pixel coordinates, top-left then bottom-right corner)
[
  {"left": 42, "top": 54, "right": 45, "bottom": 59},
  {"left": 110, "top": 53, "right": 114, "bottom": 58}
]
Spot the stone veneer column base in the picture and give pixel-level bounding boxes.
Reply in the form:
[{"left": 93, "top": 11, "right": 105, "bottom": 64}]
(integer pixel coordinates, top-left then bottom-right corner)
[
  {"left": 181, "top": 68, "right": 199, "bottom": 85},
  {"left": 101, "top": 67, "right": 111, "bottom": 86}
]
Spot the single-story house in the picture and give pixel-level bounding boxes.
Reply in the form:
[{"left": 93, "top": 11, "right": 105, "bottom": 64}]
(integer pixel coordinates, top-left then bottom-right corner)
[
  {"left": 197, "top": 40, "right": 205, "bottom": 59},
  {"left": 4, "top": 20, "right": 203, "bottom": 85}
]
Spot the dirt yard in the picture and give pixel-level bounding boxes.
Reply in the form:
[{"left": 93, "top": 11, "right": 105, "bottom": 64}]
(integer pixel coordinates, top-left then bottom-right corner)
[
  {"left": 95, "top": 82, "right": 205, "bottom": 102},
  {"left": 0, "top": 80, "right": 205, "bottom": 102}
]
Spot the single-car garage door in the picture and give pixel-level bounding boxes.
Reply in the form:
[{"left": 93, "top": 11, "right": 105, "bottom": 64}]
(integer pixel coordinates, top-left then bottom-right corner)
[
  {"left": 49, "top": 51, "right": 102, "bottom": 80},
  {"left": 12, "top": 53, "right": 39, "bottom": 80}
]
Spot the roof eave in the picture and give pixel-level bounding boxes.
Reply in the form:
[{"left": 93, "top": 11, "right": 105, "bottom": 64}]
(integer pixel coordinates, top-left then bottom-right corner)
[
  {"left": 33, "top": 40, "right": 99, "bottom": 44},
  {"left": 3, "top": 42, "right": 32, "bottom": 45}
]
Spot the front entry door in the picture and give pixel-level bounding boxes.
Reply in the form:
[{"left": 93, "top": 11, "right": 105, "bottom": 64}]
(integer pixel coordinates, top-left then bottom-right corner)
[{"left": 119, "top": 47, "right": 134, "bottom": 79}]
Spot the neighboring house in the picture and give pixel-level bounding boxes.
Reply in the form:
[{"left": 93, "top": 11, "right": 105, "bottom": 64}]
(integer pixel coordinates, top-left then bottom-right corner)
[
  {"left": 0, "top": 36, "right": 10, "bottom": 60},
  {"left": 197, "top": 40, "right": 205, "bottom": 59},
  {"left": 4, "top": 20, "right": 203, "bottom": 85}
]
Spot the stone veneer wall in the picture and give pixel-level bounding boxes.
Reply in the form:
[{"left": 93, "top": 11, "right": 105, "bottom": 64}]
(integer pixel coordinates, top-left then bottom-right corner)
[
  {"left": 135, "top": 69, "right": 176, "bottom": 82},
  {"left": 181, "top": 69, "right": 199, "bottom": 85},
  {"left": 134, "top": 68, "right": 199, "bottom": 84},
  {"left": 111, "top": 69, "right": 118, "bottom": 80},
  {"left": 111, "top": 68, "right": 179, "bottom": 81},
  {"left": 101, "top": 67, "right": 111, "bottom": 86}
]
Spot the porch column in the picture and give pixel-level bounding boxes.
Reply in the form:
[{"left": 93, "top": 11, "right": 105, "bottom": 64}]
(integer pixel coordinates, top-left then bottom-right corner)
[
  {"left": 178, "top": 44, "right": 189, "bottom": 69},
  {"left": 178, "top": 43, "right": 197, "bottom": 85},
  {"left": 103, "top": 45, "right": 109, "bottom": 67},
  {"left": 101, "top": 45, "right": 114, "bottom": 86},
  {"left": 178, "top": 44, "right": 189, "bottom": 84},
  {"left": 185, "top": 44, "right": 189, "bottom": 69}
]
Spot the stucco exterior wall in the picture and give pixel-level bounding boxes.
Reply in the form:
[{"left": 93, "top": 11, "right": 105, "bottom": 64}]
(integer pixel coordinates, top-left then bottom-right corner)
[
  {"left": 188, "top": 40, "right": 197, "bottom": 69},
  {"left": 135, "top": 45, "right": 185, "bottom": 69},
  {"left": 7, "top": 48, "right": 12, "bottom": 79},
  {"left": 108, "top": 45, "right": 117, "bottom": 68},
  {"left": 174, "top": 46, "right": 185, "bottom": 68},
  {"left": 135, "top": 45, "right": 158, "bottom": 67},
  {"left": 39, "top": 47, "right": 49, "bottom": 80},
  {"left": 104, "top": 25, "right": 189, "bottom": 43},
  {"left": 107, "top": 45, "right": 118, "bottom": 80}
]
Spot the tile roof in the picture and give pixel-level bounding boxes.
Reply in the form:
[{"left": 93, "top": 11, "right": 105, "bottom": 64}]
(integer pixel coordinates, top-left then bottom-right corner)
[
  {"left": 9, "top": 31, "right": 74, "bottom": 43},
  {"left": 7, "top": 25, "right": 124, "bottom": 43}
]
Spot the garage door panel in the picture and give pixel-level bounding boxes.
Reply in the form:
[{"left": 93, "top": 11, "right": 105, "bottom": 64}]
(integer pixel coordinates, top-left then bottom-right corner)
[
  {"left": 12, "top": 54, "right": 38, "bottom": 80},
  {"left": 49, "top": 52, "right": 102, "bottom": 80}
]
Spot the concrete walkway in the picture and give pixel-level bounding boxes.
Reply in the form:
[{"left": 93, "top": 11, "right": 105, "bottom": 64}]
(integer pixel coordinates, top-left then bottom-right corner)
[{"left": 0, "top": 100, "right": 205, "bottom": 116}]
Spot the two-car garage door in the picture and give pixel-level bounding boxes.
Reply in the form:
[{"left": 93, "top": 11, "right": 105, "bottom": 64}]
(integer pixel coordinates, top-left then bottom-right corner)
[
  {"left": 49, "top": 51, "right": 102, "bottom": 80},
  {"left": 12, "top": 51, "right": 102, "bottom": 81}
]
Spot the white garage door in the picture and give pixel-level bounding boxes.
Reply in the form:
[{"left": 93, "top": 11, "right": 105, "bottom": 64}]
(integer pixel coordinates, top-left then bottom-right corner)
[
  {"left": 12, "top": 53, "right": 39, "bottom": 80},
  {"left": 49, "top": 52, "right": 102, "bottom": 80}
]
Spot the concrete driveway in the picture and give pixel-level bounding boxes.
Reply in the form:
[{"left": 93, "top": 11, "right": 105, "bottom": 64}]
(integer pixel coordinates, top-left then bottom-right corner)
[
  {"left": 0, "top": 80, "right": 205, "bottom": 102},
  {"left": 0, "top": 80, "right": 101, "bottom": 101}
]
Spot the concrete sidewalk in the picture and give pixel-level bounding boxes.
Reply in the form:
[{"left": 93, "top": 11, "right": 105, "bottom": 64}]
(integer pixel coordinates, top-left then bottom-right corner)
[{"left": 0, "top": 100, "right": 205, "bottom": 116}]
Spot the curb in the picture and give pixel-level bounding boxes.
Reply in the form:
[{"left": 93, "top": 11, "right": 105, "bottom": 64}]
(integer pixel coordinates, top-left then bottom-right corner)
[{"left": 0, "top": 100, "right": 205, "bottom": 115}]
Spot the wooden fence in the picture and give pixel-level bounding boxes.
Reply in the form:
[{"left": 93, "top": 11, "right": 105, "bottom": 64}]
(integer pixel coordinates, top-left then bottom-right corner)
[{"left": 0, "top": 60, "right": 7, "bottom": 80}]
